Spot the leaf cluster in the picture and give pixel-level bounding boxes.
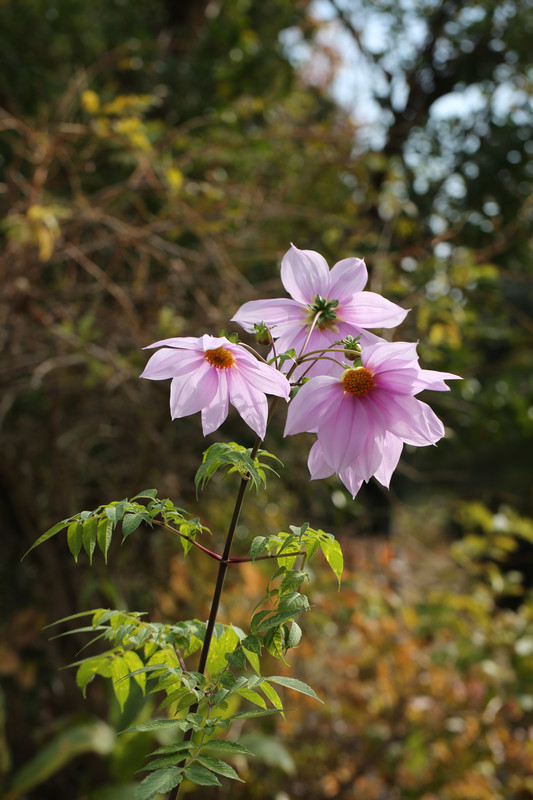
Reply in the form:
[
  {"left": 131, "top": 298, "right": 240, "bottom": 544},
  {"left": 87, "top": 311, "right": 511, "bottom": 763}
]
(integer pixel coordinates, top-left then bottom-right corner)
[
  {"left": 194, "top": 443, "right": 281, "bottom": 494},
  {"left": 24, "top": 490, "right": 209, "bottom": 563}
]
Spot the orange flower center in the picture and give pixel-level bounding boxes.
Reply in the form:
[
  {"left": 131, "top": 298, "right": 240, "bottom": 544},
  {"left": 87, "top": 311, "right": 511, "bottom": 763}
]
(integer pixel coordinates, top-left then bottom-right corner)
[
  {"left": 342, "top": 367, "right": 375, "bottom": 397},
  {"left": 204, "top": 346, "right": 235, "bottom": 369}
]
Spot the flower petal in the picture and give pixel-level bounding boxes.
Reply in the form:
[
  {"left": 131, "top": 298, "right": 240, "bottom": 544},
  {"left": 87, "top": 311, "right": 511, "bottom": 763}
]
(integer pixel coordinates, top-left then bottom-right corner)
[
  {"left": 412, "top": 368, "right": 462, "bottom": 393},
  {"left": 140, "top": 347, "right": 205, "bottom": 380},
  {"left": 317, "top": 395, "right": 370, "bottom": 473},
  {"left": 374, "top": 433, "right": 403, "bottom": 488},
  {"left": 308, "top": 441, "right": 335, "bottom": 480},
  {"left": 234, "top": 354, "right": 290, "bottom": 400},
  {"left": 201, "top": 370, "right": 230, "bottom": 434},
  {"left": 337, "top": 465, "right": 364, "bottom": 499},
  {"left": 169, "top": 362, "right": 218, "bottom": 420},
  {"left": 342, "top": 292, "right": 409, "bottom": 328},
  {"left": 281, "top": 244, "right": 330, "bottom": 305},
  {"left": 231, "top": 298, "right": 304, "bottom": 335},
  {"left": 284, "top": 377, "right": 341, "bottom": 436},
  {"left": 373, "top": 392, "right": 444, "bottom": 446},
  {"left": 329, "top": 257, "right": 368, "bottom": 301},
  {"left": 143, "top": 336, "right": 200, "bottom": 351},
  {"left": 227, "top": 370, "right": 269, "bottom": 438}
]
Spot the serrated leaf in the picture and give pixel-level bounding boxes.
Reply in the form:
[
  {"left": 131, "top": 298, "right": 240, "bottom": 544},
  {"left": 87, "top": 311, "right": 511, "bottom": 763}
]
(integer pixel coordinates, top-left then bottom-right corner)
[
  {"left": 206, "top": 626, "right": 239, "bottom": 675},
  {"left": 260, "top": 680, "right": 284, "bottom": 714},
  {"left": 123, "top": 719, "right": 189, "bottom": 735},
  {"left": 241, "top": 635, "right": 262, "bottom": 654},
  {"left": 237, "top": 688, "right": 266, "bottom": 709},
  {"left": 67, "top": 521, "right": 84, "bottom": 562},
  {"left": 201, "top": 740, "right": 253, "bottom": 756},
  {"left": 250, "top": 536, "right": 268, "bottom": 560},
  {"left": 132, "top": 489, "right": 158, "bottom": 500},
  {"left": 264, "top": 627, "right": 285, "bottom": 661},
  {"left": 22, "top": 517, "right": 73, "bottom": 559},
  {"left": 105, "top": 502, "right": 126, "bottom": 524},
  {"left": 284, "top": 620, "right": 302, "bottom": 649},
  {"left": 267, "top": 675, "right": 323, "bottom": 702},
  {"left": 149, "top": 742, "right": 195, "bottom": 756},
  {"left": 123, "top": 650, "right": 146, "bottom": 693},
  {"left": 135, "top": 768, "right": 183, "bottom": 800},
  {"left": 82, "top": 517, "right": 98, "bottom": 564},
  {"left": 122, "top": 513, "right": 143, "bottom": 539},
  {"left": 76, "top": 658, "right": 101, "bottom": 697},
  {"left": 225, "top": 648, "right": 246, "bottom": 669},
  {"left": 141, "top": 755, "right": 188, "bottom": 771},
  {"left": 320, "top": 535, "right": 343, "bottom": 585},
  {"left": 195, "top": 755, "right": 244, "bottom": 782},
  {"left": 97, "top": 517, "right": 113, "bottom": 563},
  {"left": 110, "top": 656, "right": 130, "bottom": 711},
  {"left": 184, "top": 765, "right": 221, "bottom": 786},
  {"left": 230, "top": 707, "right": 281, "bottom": 721}
]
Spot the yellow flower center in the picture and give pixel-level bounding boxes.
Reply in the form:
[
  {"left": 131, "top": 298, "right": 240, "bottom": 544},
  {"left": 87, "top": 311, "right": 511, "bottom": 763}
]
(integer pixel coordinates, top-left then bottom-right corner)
[
  {"left": 204, "top": 346, "right": 235, "bottom": 369},
  {"left": 342, "top": 367, "right": 375, "bottom": 397}
]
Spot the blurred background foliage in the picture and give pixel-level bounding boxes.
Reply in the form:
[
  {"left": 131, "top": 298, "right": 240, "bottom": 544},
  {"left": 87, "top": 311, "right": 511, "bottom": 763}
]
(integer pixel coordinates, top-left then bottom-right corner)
[{"left": 1, "top": 0, "right": 532, "bottom": 797}]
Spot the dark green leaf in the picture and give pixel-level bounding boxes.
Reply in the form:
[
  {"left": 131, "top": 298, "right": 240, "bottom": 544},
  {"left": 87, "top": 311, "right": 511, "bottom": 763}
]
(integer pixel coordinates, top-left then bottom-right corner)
[
  {"left": 97, "top": 517, "right": 113, "bottom": 563},
  {"left": 267, "top": 675, "right": 323, "bottom": 702},
  {"left": 225, "top": 648, "right": 246, "bottom": 669},
  {"left": 183, "top": 765, "right": 221, "bottom": 786},
  {"left": 82, "top": 517, "right": 98, "bottom": 564},
  {"left": 135, "top": 768, "right": 183, "bottom": 800},
  {"left": 22, "top": 517, "right": 73, "bottom": 559},
  {"left": 195, "top": 755, "right": 244, "bottom": 782},
  {"left": 122, "top": 512, "right": 143, "bottom": 539},
  {"left": 67, "top": 521, "right": 84, "bottom": 562},
  {"left": 201, "top": 740, "right": 253, "bottom": 756}
]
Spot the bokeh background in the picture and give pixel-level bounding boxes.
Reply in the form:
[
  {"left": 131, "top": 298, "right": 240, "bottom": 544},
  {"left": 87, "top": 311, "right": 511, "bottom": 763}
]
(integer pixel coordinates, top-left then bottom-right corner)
[{"left": 1, "top": 1, "right": 533, "bottom": 798}]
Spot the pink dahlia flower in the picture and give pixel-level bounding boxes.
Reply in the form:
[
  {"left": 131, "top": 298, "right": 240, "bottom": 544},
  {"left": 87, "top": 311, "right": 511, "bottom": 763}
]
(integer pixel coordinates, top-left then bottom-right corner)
[
  {"left": 231, "top": 244, "right": 408, "bottom": 375},
  {"left": 284, "top": 340, "right": 460, "bottom": 496},
  {"left": 141, "top": 334, "right": 290, "bottom": 438}
]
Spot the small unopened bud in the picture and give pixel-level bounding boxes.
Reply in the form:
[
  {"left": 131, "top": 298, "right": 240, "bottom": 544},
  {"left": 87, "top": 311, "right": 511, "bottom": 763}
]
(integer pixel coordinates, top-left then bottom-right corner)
[
  {"left": 344, "top": 348, "right": 360, "bottom": 362},
  {"left": 253, "top": 322, "right": 271, "bottom": 346},
  {"left": 342, "top": 336, "right": 362, "bottom": 362}
]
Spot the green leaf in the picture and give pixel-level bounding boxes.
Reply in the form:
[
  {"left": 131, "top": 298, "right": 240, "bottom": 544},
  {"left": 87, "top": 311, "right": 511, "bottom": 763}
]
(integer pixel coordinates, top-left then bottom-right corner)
[
  {"left": 230, "top": 707, "right": 282, "bottom": 721},
  {"left": 284, "top": 620, "right": 302, "bottom": 650},
  {"left": 105, "top": 502, "right": 126, "bottom": 524},
  {"left": 237, "top": 688, "right": 266, "bottom": 709},
  {"left": 122, "top": 513, "right": 143, "bottom": 539},
  {"left": 67, "top": 521, "right": 84, "bottom": 562},
  {"left": 320, "top": 535, "right": 343, "bottom": 585},
  {"left": 267, "top": 675, "right": 323, "bottom": 702},
  {"left": 184, "top": 765, "right": 221, "bottom": 786},
  {"left": 110, "top": 656, "right": 130, "bottom": 711},
  {"left": 76, "top": 658, "right": 101, "bottom": 697},
  {"left": 132, "top": 489, "right": 158, "bottom": 500},
  {"left": 149, "top": 742, "right": 195, "bottom": 756},
  {"left": 260, "top": 681, "right": 284, "bottom": 714},
  {"left": 82, "top": 517, "right": 98, "bottom": 564},
  {"left": 201, "top": 740, "right": 253, "bottom": 756},
  {"left": 195, "top": 755, "right": 244, "bottom": 782},
  {"left": 250, "top": 536, "right": 268, "bottom": 560},
  {"left": 135, "top": 768, "right": 183, "bottom": 800},
  {"left": 225, "top": 648, "right": 246, "bottom": 669},
  {"left": 206, "top": 625, "right": 240, "bottom": 675},
  {"left": 253, "top": 595, "right": 308, "bottom": 633},
  {"left": 241, "top": 635, "right": 262, "bottom": 654},
  {"left": 264, "top": 627, "right": 285, "bottom": 661},
  {"left": 123, "top": 719, "right": 189, "bottom": 735},
  {"left": 123, "top": 650, "right": 146, "bottom": 693},
  {"left": 22, "top": 517, "right": 73, "bottom": 559},
  {"left": 97, "top": 518, "right": 113, "bottom": 563}
]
